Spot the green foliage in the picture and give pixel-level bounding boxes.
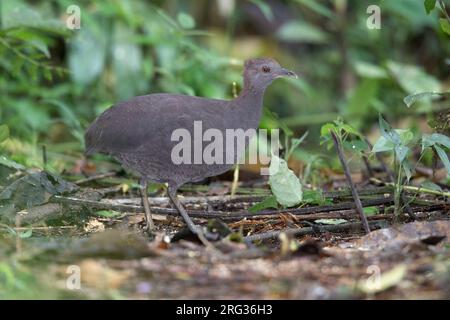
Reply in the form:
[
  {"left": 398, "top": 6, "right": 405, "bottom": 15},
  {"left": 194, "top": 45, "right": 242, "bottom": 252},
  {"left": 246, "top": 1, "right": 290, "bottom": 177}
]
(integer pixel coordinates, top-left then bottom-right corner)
[
  {"left": 424, "top": 0, "right": 437, "bottom": 14},
  {"left": 248, "top": 195, "right": 278, "bottom": 212},
  {"left": 320, "top": 118, "right": 367, "bottom": 154},
  {"left": 439, "top": 18, "right": 450, "bottom": 34},
  {"left": 423, "top": 0, "right": 450, "bottom": 35},
  {"left": 95, "top": 210, "right": 122, "bottom": 218},
  {"left": 422, "top": 133, "right": 450, "bottom": 177},
  {"left": 404, "top": 91, "right": 450, "bottom": 107},
  {"left": 372, "top": 113, "right": 450, "bottom": 215}
]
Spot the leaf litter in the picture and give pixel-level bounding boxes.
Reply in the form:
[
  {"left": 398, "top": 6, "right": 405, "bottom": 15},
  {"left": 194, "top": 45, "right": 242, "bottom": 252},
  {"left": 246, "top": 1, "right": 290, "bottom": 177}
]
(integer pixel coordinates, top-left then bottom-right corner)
[{"left": 0, "top": 170, "right": 450, "bottom": 299}]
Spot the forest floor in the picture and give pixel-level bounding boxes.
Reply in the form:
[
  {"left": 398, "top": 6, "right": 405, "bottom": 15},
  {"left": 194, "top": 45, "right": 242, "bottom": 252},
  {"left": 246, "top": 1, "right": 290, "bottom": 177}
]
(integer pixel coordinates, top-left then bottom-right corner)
[{"left": 1, "top": 168, "right": 450, "bottom": 299}]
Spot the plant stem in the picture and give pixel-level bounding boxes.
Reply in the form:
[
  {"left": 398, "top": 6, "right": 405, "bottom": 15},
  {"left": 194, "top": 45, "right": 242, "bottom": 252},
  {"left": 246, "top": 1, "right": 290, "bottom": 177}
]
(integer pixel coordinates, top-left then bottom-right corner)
[
  {"left": 394, "top": 161, "right": 403, "bottom": 217},
  {"left": 330, "top": 130, "right": 370, "bottom": 233}
]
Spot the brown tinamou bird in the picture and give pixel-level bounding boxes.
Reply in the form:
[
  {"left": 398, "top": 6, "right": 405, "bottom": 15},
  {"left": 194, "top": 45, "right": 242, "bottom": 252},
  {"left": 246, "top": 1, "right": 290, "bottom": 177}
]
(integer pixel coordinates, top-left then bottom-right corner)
[{"left": 85, "top": 58, "right": 296, "bottom": 240}]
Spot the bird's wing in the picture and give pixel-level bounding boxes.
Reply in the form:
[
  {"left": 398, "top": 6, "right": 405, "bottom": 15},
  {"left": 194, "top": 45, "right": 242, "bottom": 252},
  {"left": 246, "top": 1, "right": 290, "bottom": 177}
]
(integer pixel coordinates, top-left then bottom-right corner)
[{"left": 84, "top": 94, "right": 228, "bottom": 156}]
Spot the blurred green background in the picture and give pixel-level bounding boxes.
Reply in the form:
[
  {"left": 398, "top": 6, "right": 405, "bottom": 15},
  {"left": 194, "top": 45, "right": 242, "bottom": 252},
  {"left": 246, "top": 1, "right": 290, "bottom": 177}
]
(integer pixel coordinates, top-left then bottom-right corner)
[
  {"left": 0, "top": 0, "right": 449, "bottom": 175},
  {"left": 0, "top": 0, "right": 449, "bottom": 300}
]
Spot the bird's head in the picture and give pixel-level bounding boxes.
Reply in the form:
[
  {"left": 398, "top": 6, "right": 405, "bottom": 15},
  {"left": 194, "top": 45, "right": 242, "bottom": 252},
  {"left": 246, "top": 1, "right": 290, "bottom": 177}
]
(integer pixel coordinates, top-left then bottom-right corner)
[{"left": 242, "top": 58, "right": 297, "bottom": 92}]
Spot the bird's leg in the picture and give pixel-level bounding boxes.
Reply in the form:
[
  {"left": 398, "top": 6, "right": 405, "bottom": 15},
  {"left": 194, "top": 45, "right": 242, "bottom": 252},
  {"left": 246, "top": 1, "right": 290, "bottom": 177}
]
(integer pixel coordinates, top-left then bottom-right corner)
[
  {"left": 140, "top": 178, "right": 154, "bottom": 232},
  {"left": 167, "top": 186, "right": 213, "bottom": 247}
]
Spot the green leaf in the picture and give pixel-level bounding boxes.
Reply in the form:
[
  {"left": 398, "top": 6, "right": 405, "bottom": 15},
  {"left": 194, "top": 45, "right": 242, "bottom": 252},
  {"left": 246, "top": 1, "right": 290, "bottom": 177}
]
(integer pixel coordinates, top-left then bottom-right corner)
[
  {"left": 395, "top": 145, "right": 410, "bottom": 163},
  {"left": 354, "top": 61, "right": 388, "bottom": 79},
  {"left": 343, "top": 139, "right": 369, "bottom": 153},
  {"left": 372, "top": 137, "right": 395, "bottom": 153},
  {"left": 314, "top": 219, "right": 347, "bottom": 225},
  {"left": 277, "top": 21, "right": 328, "bottom": 43},
  {"left": 372, "top": 127, "right": 413, "bottom": 161},
  {"left": 439, "top": 18, "right": 450, "bottom": 35},
  {"left": 422, "top": 133, "right": 450, "bottom": 151},
  {"left": 320, "top": 123, "right": 337, "bottom": 138},
  {"left": 0, "top": 156, "right": 26, "bottom": 171},
  {"left": 177, "top": 12, "right": 196, "bottom": 29},
  {"left": 248, "top": 196, "right": 278, "bottom": 212},
  {"left": 363, "top": 206, "right": 378, "bottom": 216},
  {"left": 424, "top": 0, "right": 436, "bottom": 14},
  {"left": 302, "top": 189, "right": 328, "bottom": 205},
  {"left": 404, "top": 91, "right": 449, "bottom": 107},
  {"left": 269, "top": 155, "right": 303, "bottom": 207},
  {"left": 434, "top": 145, "right": 450, "bottom": 177},
  {"left": 95, "top": 210, "right": 122, "bottom": 218},
  {"left": 0, "top": 125, "right": 9, "bottom": 142},
  {"left": 378, "top": 114, "right": 401, "bottom": 145}
]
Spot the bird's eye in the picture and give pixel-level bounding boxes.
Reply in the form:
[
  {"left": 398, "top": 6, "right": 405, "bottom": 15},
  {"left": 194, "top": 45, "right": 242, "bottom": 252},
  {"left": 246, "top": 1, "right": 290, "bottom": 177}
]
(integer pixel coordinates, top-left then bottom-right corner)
[{"left": 262, "top": 66, "right": 271, "bottom": 73}]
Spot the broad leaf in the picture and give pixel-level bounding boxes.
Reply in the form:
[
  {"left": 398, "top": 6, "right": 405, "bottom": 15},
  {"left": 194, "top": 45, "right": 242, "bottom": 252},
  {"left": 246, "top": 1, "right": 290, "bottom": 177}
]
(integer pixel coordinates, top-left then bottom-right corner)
[
  {"left": 248, "top": 196, "right": 278, "bottom": 212},
  {"left": 177, "top": 12, "right": 196, "bottom": 29},
  {"left": 434, "top": 145, "right": 450, "bottom": 177},
  {"left": 343, "top": 139, "right": 369, "bottom": 153},
  {"left": 422, "top": 133, "right": 450, "bottom": 150},
  {"left": 372, "top": 129, "right": 413, "bottom": 153},
  {"left": 424, "top": 0, "right": 436, "bottom": 14},
  {"left": 387, "top": 61, "right": 441, "bottom": 95},
  {"left": 395, "top": 145, "right": 410, "bottom": 163},
  {"left": 379, "top": 114, "right": 402, "bottom": 145},
  {"left": 404, "top": 91, "right": 449, "bottom": 107},
  {"left": 363, "top": 206, "right": 378, "bottom": 216},
  {"left": 440, "top": 18, "right": 450, "bottom": 35},
  {"left": 354, "top": 61, "right": 388, "bottom": 79},
  {"left": 269, "top": 155, "right": 303, "bottom": 207},
  {"left": 277, "top": 21, "right": 328, "bottom": 43}
]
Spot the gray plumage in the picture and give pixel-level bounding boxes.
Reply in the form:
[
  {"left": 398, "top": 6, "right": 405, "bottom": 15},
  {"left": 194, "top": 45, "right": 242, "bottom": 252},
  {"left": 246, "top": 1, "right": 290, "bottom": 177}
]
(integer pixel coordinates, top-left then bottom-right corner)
[{"left": 85, "top": 58, "right": 296, "bottom": 237}]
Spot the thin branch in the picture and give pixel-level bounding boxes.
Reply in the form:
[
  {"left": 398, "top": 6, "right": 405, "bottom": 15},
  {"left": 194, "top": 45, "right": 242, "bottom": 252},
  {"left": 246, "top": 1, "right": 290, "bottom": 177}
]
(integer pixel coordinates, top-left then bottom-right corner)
[
  {"left": 365, "top": 138, "right": 415, "bottom": 219},
  {"left": 50, "top": 194, "right": 395, "bottom": 220},
  {"left": 330, "top": 130, "right": 370, "bottom": 233},
  {"left": 74, "top": 172, "right": 116, "bottom": 185},
  {"left": 244, "top": 220, "right": 386, "bottom": 242}
]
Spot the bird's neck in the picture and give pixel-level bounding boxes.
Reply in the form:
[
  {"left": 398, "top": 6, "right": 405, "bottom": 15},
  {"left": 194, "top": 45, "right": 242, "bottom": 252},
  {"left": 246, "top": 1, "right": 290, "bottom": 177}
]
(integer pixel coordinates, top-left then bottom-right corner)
[{"left": 231, "top": 83, "right": 266, "bottom": 129}]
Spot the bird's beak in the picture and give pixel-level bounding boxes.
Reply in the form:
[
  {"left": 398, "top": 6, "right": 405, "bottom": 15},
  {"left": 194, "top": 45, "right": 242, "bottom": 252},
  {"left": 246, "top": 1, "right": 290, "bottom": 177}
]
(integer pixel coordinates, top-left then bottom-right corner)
[{"left": 277, "top": 68, "right": 298, "bottom": 78}]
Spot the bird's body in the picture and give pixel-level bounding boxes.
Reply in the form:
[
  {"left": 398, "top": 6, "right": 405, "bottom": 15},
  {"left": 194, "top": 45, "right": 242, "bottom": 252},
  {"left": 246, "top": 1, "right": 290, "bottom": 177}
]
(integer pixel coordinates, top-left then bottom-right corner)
[
  {"left": 85, "top": 92, "right": 263, "bottom": 188},
  {"left": 85, "top": 58, "right": 296, "bottom": 239}
]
